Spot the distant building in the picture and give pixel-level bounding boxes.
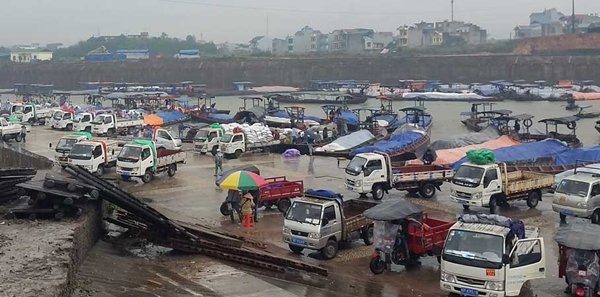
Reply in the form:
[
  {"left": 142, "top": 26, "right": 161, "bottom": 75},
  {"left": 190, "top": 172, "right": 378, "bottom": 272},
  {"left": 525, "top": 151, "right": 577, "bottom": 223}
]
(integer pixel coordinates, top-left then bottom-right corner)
[
  {"left": 289, "top": 26, "right": 328, "bottom": 54},
  {"left": 174, "top": 49, "right": 200, "bottom": 59},
  {"left": 115, "top": 49, "right": 150, "bottom": 60},
  {"left": 248, "top": 36, "right": 273, "bottom": 53},
  {"left": 271, "top": 38, "right": 288, "bottom": 56},
  {"left": 402, "top": 22, "right": 443, "bottom": 48},
  {"left": 329, "top": 28, "right": 374, "bottom": 54},
  {"left": 514, "top": 24, "right": 544, "bottom": 39},
  {"left": 530, "top": 8, "right": 564, "bottom": 24},
  {"left": 513, "top": 8, "right": 600, "bottom": 38},
  {"left": 435, "top": 21, "right": 487, "bottom": 45},
  {"left": 569, "top": 14, "right": 600, "bottom": 33},
  {"left": 10, "top": 49, "right": 53, "bottom": 63},
  {"left": 364, "top": 32, "right": 394, "bottom": 52}
]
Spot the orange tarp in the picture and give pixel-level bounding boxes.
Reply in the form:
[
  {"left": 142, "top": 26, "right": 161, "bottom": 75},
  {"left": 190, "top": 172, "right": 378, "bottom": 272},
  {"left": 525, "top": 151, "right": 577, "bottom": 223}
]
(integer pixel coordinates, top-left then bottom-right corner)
[
  {"left": 409, "top": 136, "right": 520, "bottom": 165},
  {"left": 144, "top": 114, "right": 164, "bottom": 126},
  {"left": 573, "top": 92, "right": 600, "bottom": 101}
]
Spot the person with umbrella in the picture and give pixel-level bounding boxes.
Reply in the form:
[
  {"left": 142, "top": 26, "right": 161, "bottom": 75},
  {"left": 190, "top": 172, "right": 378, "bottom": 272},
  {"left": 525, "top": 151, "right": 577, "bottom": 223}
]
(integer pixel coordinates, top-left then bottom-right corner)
[
  {"left": 240, "top": 192, "right": 256, "bottom": 227},
  {"left": 216, "top": 170, "right": 267, "bottom": 225}
]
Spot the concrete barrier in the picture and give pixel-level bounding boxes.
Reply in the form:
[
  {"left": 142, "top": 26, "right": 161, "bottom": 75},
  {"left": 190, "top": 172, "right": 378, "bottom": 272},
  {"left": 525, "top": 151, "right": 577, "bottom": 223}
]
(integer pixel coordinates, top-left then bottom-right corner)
[{"left": 0, "top": 143, "right": 53, "bottom": 169}]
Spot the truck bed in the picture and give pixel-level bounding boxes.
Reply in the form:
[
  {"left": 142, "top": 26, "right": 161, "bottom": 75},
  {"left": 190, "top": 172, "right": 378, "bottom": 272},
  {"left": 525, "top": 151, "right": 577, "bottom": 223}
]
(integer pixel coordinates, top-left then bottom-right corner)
[
  {"left": 115, "top": 119, "right": 144, "bottom": 128},
  {"left": 157, "top": 151, "right": 186, "bottom": 167},
  {"left": 259, "top": 177, "right": 304, "bottom": 202},
  {"left": 392, "top": 165, "right": 454, "bottom": 184},
  {"left": 504, "top": 171, "right": 554, "bottom": 196},
  {"left": 343, "top": 199, "right": 377, "bottom": 234}
]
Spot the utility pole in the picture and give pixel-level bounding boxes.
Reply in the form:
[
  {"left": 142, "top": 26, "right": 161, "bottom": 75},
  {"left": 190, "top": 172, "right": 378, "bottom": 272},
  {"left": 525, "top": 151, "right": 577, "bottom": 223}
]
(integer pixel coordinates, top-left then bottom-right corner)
[
  {"left": 572, "top": 0, "right": 576, "bottom": 33},
  {"left": 451, "top": 0, "right": 454, "bottom": 21},
  {"left": 266, "top": 15, "right": 269, "bottom": 36}
]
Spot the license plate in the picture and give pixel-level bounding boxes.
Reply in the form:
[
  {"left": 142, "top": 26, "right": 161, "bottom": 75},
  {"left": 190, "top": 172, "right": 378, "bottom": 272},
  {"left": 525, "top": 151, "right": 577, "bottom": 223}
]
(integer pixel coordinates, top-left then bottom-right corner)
[
  {"left": 122, "top": 171, "right": 130, "bottom": 176},
  {"left": 578, "top": 270, "right": 587, "bottom": 276},
  {"left": 460, "top": 288, "right": 479, "bottom": 296},
  {"left": 291, "top": 238, "right": 304, "bottom": 245}
]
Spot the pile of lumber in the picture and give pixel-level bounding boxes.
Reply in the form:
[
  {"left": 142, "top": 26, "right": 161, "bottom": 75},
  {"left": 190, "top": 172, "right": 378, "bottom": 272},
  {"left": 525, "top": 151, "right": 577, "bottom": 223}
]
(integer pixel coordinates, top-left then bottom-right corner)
[
  {"left": 64, "top": 164, "right": 327, "bottom": 276},
  {"left": 0, "top": 168, "right": 36, "bottom": 204},
  {"left": 10, "top": 173, "right": 99, "bottom": 220}
]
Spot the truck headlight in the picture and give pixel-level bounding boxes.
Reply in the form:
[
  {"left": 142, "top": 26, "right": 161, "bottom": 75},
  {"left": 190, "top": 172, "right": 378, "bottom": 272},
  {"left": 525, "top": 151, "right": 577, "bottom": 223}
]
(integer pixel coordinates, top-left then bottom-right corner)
[
  {"left": 450, "top": 189, "right": 457, "bottom": 196},
  {"left": 308, "top": 232, "right": 320, "bottom": 239},
  {"left": 485, "top": 281, "right": 504, "bottom": 291},
  {"left": 353, "top": 180, "right": 361, "bottom": 187},
  {"left": 283, "top": 227, "right": 291, "bottom": 234},
  {"left": 577, "top": 201, "right": 587, "bottom": 208},
  {"left": 473, "top": 192, "right": 482, "bottom": 200},
  {"left": 440, "top": 272, "right": 456, "bottom": 283}
]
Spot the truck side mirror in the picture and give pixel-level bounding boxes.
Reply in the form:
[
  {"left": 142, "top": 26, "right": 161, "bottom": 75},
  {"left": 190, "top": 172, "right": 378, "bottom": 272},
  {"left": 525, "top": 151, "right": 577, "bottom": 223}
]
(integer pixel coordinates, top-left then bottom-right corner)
[
  {"left": 321, "top": 218, "right": 329, "bottom": 226},
  {"left": 502, "top": 254, "right": 510, "bottom": 265}
]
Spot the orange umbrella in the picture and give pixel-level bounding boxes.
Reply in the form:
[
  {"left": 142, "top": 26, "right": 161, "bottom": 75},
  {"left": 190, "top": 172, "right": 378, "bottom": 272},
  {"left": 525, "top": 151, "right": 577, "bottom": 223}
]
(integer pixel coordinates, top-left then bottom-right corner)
[{"left": 144, "top": 114, "right": 164, "bottom": 126}]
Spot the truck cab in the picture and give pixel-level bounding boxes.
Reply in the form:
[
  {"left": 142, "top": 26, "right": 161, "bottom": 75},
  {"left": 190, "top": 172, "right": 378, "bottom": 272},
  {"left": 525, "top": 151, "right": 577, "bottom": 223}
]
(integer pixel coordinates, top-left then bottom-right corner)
[
  {"left": 450, "top": 163, "right": 502, "bottom": 209},
  {"left": 50, "top": 110, "right": 75, "bottom": 130},
  {"left": 345, "top": 153, "right": 388, "bottom": 197},
  {"left": 68, "top": 140, "right": 117, "bottom": 175},
  {"left": 193, "top": 127, "right": 223, "bottom": 155},
  {"left": 53, "top": 134, "right": 90, "bottom": 167},
  {"left": 73, "top": 112, "right": 94, "bottom": 132},
  {"left": 153, "top": 128, "right": 182, "bottom": 151},
  {"left": 553, "top": 173, "right": 600, "bottom": 223},
  {"left": 220, "top": 132, "right": 246, "bottom": 157},
  {"left": 440, "top": 221, "right": 546, "bottom": 297},
  {"left": 0, "top": 117, "right": 22, "bottom": 142},
  {"left": 91, "top": 114, "right": 115, "bottom": 135}
]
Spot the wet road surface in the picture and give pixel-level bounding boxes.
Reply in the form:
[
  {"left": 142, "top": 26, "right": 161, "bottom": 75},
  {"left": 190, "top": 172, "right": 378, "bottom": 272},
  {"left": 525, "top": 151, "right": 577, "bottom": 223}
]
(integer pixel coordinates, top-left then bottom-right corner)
[{"left": 11, "top": 118, "right": 572, "bottom": 297}]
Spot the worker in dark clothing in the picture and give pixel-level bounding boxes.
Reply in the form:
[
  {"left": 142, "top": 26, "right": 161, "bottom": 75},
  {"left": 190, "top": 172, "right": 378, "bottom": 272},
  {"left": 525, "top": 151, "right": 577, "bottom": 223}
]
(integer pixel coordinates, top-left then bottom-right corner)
[
  {"left": 471, "top": 104, "right": 477, "bottom": 113},
  {"left": 422, "top": 149, "right": 436, "bottom": 165},
  {"left": 514, "top": 120, "right": 521, "bottom": 133}
]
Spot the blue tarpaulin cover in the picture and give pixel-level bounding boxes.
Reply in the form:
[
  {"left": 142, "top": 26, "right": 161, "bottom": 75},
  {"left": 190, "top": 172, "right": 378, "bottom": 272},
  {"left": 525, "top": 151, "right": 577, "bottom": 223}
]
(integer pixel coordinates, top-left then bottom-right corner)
[
  {"left": 339, "top": 111, "right": 359, "bottom": 126},
  {"left": 553, "top": 146, "right": 600, "bottom": 166},
  {"left": 351, "top": 130, "right": 426, "bottom": 156},
  {"left": 451, "top": 139, "right": 569, "bottom": 169},
  {"left": 155, "top": 111, "right": 190, "bottom": 124}
]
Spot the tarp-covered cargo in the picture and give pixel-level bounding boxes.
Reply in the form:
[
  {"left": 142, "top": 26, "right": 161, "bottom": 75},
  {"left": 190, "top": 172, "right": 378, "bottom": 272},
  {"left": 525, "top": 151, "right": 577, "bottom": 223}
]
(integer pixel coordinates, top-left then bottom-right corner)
[
  {"left": 316, "top": 130, "right": 375, "bottom": 152},
  {"left": 429, "top": 127, "right": 500, "bottom": 151},
  {"left": 553, "top": 146, "right": 600, "bottom": 166},
  {"left": 351, "top": 130, "right": 426, "bottom": 156}
]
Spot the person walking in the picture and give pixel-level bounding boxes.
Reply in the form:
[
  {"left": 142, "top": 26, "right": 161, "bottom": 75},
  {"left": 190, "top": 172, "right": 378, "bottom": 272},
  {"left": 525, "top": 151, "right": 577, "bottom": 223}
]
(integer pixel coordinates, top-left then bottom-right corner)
[
  {"left": 214, "top": 148, "right": 224, "bottom": 176},
  {"left": 240, "top": 192, "right": 256, "bottom": 227},
  {"left": 20, "top": 125, "right": 27, "bottom": 143}
]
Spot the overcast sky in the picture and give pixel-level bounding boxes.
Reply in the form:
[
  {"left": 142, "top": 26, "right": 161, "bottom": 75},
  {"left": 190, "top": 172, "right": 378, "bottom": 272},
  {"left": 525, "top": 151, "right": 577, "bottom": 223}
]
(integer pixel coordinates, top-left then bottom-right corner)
[{"left": 2, "top": 0, "right": 599, "bottom": 46}]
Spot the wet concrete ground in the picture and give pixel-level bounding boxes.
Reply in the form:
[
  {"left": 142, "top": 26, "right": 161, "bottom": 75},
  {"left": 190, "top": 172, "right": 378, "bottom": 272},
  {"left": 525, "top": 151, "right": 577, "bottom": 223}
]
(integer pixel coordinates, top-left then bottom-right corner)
[{"left": 13, "top": 124, "right": 570, "bottom": 297}]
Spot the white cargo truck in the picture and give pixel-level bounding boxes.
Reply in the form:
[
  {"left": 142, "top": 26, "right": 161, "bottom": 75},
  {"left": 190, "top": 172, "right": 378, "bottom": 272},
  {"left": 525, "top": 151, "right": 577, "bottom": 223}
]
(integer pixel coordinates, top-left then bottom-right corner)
[
  {"left": 68, "top": 140, "right": 119, "bottom": 175},
  {"left": 193, "top": 126, "right": 224, "bottom": 155},
  {"left": 116, "top": 140, "right": 186, "bottom": 183},
  {"left": 91, "top": 114, "right": 144, "bottom": 137}
]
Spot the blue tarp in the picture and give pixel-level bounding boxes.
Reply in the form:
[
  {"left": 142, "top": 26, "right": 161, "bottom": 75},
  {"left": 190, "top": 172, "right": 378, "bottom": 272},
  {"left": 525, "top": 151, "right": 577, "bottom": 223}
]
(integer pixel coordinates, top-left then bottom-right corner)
[
  {"left": 269, "top": 110, "right": 321, "bottom": 123},
  {"left": 451, "top": 139, "right": 569, "bottom": 169},
  {"left": 351, "top": 131, "right": 425, "bottom": 156},
  {"left": 155, "top": 110, "right": 190, "bottom": 124},
  {"left": 553, "top": 146, "right": 600, "bottom": 166},
  {"left": 339, "top": 111, "right": 359, "bottom": 126},
  {"left": 209, "top": 113, "right": 234, "bottom": 121}
]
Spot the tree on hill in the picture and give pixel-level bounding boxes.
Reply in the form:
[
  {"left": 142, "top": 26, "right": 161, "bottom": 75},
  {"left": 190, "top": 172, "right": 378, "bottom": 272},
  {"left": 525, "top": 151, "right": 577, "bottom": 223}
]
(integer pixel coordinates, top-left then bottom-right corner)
[{"left": 54, "top": 34, "right": 218, "bottom": 59}]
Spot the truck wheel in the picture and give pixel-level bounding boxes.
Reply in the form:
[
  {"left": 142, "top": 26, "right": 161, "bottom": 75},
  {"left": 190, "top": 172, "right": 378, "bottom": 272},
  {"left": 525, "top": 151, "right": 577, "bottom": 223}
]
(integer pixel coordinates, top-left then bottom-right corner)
[
  {"left": 419, "top": 183, "right": 436, "bottom": 199},
  {"left": 167, "top": 164, "right": 177, "bottom": 177},
  {"left": 15, "top": 133, "right": 22, "bottom": 142},
  {"left": 234, "top": 149, "right": 242, "bottom": 158},
  {"left": 106, "top": 129, "right": 115, "bottom": 137},
  {"left": 289, "top": 244, "right": 304, "bottom": 255},
  {"left": 372, "top": 184, "right": 385, "bottom": 201},
  {"left": 85, "top": 126, "right": 91, "bottom": 133},
  {"left": 321, "top": 239, "right": 338, "bottom": 260},
  {"left": 220, "top": 202, "right": 231, "bottom": 216},
  {"left": 277, "top": 199, "right": 291, "bottom": 213},
  {"left": 526, "top": 191, "right": 540, "bottom": 208},
  {"left": 369, "top": 256, "right": 386, "bottom": 274},
  {"left": 66, "top": 124, "right": 73, "bottom": 131},
  {"left": 362, "top": 225, "right": 374, "bottom": 245},
  {"left": 489, "top": 197, "right": 498, "bottom": 214},
  {"left": 95, "top": 165, "right": 104, "bottom": 176},
  {"left": 141, "top": 169, "right": 153, "bottom": 183},
  {"left": 592, "top": 210, "right": 600, "bottom": 224}
]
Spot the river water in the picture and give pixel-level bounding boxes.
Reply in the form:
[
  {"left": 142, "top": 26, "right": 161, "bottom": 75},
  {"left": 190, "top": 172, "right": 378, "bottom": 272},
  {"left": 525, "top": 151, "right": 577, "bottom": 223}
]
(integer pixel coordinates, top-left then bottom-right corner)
[{"left": 5, "top": 94, "right": 600, "bottom": 146}]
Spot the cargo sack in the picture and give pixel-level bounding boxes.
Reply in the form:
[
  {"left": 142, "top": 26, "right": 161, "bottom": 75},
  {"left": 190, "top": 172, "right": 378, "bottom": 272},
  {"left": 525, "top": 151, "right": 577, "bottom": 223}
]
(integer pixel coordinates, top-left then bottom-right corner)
[{"left": 466, "top": 149, "right": 496, "bottom": 165}]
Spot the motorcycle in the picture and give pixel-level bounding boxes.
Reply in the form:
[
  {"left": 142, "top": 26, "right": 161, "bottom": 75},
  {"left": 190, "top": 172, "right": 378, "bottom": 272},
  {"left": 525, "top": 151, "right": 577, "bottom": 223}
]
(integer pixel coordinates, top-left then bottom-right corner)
[{"left": 557, "top": 222, "right": 600, "bottom": 297}]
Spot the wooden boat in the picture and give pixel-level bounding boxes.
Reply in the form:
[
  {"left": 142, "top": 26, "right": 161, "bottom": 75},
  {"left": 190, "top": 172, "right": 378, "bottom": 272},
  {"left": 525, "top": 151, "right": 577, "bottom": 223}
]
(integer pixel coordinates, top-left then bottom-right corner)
[
  {"left": 574, "top": 106, "right": 600, "bottom": 119},
  {"left": 270, "top": 92, "right": 368, "bottom": 105},
  {"left": 520, "top": 116, "right": 582, "bottom": 148}
]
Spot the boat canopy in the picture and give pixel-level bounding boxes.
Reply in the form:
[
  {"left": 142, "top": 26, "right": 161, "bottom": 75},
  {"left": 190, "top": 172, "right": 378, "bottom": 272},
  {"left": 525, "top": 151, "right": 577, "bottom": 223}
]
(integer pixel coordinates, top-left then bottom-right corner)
[{"left": 539, "top": 116, "right": 579, "bottom": 125}]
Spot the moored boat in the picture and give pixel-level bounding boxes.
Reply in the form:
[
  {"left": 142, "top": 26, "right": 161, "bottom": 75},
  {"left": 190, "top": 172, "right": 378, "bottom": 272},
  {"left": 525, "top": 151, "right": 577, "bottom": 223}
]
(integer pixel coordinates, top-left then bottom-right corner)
[{"left": 270, "top": 92, "right": 368, "bottom": 105}]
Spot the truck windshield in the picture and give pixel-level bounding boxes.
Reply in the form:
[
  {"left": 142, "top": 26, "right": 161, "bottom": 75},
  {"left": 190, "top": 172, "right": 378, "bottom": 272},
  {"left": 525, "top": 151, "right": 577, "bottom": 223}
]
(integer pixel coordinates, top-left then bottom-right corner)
[
  {"left": 221, "top": 134, "right": 233, "bottom": 143},
  {"left": 556, "top": 179, "right": 590, "bottom": 197},
  {"left": 52, "top": 111, "right": 63, "bottom": 120},
  {"left": 56, "top": 138, "right": 78, "bottom": 153},
  {"left": 194, "top": 130, "right": 209, "bottom": 141},
  {"left": 91, "top": 116, "right": 105, "bottom": 125},
  {"left": 453, "top": 165, "right": 485, "bottom": 187},
  {"left": 286, "top": 202, "right": 322, "bottom": 225},
  {"left": 69, "top": 144, "right": 93, "bottom": 160},
  {"left": 118, "top": 146, "right": 142, "bottom": 162},
  {"left": 443, "top": 230, "right": 503, "bottom": 269},
  {"left": 346, "top": 156, "right": 367, "bottom": 176}
]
